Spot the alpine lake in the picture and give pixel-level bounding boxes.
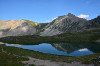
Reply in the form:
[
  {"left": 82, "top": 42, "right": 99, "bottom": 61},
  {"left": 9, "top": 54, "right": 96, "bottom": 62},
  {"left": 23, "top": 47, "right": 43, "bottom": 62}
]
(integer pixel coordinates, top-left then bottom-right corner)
[{"left": 4, "top": 42, "right": 100, "bottom": 56}]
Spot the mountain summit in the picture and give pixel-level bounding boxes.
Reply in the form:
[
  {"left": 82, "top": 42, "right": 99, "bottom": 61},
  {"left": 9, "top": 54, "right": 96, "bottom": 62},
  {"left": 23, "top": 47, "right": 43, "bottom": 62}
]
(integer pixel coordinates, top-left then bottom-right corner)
[
  {"left": 40, "top": 13, "right": 87, "bottom": 36},
  {"left": 67, "top": 13, "right": 76, "bottom": 17}
]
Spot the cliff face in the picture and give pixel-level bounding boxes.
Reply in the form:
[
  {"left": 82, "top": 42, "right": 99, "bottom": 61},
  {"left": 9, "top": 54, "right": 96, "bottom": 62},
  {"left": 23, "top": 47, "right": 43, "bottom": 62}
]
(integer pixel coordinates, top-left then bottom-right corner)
[{"left": 40, "top": 13, "right": 87, "bottom": 36}]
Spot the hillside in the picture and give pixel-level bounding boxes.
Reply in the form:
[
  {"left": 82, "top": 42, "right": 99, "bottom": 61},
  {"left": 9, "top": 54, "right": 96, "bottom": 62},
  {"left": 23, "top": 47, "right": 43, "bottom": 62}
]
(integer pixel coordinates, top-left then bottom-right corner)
[
  {"left": 0, "top": 19, "right": 48, "bottom": 38},
  {"left": 87, "top": 16, "right": 100, "bottom": 28},
  {"left": 40, "top": 13, "right": 88, "bottom": 36}
]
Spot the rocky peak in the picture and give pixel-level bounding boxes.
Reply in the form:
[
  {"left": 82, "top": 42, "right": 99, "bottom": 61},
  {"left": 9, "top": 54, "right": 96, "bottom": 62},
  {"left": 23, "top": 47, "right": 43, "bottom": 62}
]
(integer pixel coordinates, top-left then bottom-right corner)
[
  {"left": 40, "top": 13, "right": 87, "bottom": 36},
  {"left": 55, "top": 13, "right": 76, "bottom": 21},
  {"left": 67, "top": 13, "right": 75, "bottom": 17}
]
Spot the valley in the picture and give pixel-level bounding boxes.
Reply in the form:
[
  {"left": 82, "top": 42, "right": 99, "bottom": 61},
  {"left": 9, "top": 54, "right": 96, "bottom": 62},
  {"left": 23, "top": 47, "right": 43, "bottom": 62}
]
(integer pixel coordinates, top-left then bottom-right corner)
[{"left": 0, "top": 13, "right": 100, "bottom": 66}]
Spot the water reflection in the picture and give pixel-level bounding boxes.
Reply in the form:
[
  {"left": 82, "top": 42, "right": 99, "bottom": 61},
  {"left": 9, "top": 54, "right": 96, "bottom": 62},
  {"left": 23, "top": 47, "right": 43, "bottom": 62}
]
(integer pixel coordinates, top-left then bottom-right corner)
[{"left": 5, "top": 42, "right": 100, "bottom": 56}]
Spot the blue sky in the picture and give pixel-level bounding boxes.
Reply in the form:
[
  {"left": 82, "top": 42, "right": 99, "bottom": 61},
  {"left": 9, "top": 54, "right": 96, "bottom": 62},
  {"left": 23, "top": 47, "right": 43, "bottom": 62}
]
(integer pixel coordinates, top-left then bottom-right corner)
[{"left": 0, "top": 0, "right": 100, "bottom": 23}]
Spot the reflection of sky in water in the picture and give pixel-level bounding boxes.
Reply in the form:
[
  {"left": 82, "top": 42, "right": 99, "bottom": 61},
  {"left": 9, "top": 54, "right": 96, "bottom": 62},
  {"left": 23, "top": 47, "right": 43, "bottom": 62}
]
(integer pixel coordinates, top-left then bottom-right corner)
[{"left": 5, "top": 43, "right": 94, "bottom": 56}]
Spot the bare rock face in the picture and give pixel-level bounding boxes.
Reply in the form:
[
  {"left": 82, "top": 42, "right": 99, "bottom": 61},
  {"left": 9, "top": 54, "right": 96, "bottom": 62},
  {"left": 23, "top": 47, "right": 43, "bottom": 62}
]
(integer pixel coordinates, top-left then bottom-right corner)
[
  {"left": 87, "top": 16, "right": 100, "bottom": 28},
  {"left": 40, "top": 13, "right": 87, "bottom": 36},
  {"left": 0, "top": 20, "right": 37, "bottom": 37}
]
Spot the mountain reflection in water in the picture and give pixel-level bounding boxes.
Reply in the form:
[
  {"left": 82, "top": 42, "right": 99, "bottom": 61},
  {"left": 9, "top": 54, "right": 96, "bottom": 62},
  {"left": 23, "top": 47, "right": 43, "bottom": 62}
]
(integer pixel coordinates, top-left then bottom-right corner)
[{"left": 5, "top": 42, "right": 100, "bottom": 56}]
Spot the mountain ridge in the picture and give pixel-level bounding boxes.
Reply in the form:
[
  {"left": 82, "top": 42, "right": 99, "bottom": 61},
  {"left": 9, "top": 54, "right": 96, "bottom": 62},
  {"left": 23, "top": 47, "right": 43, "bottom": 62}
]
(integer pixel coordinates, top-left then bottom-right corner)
[
  {"left": 40, "top": 13, "right": 88, "bottom": 36},
  {"left": 0, "top": 13, "right": 100, "bottom": 38}
]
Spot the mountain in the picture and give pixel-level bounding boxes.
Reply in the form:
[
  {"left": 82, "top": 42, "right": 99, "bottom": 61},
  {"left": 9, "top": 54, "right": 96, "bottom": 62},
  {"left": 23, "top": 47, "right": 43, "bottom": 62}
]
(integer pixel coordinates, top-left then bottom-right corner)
[
  {"left": 40, "top": 13, "right": 88, "bottom": 36},
  {"left": 87, "top": 16, "right": 100, "bottom": 28},
  {"left": 0, "top": 13, "right": 100, "bottom": 38},
  {"left": 0, "top": 19, "right": 48, "bottom": 38}
]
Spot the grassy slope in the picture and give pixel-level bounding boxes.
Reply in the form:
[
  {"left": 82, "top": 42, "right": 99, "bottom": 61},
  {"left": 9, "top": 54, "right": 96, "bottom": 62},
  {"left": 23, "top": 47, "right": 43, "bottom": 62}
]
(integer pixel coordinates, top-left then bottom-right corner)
[
  {"left": 23, "top": 19, "right": 48, "bottom": 33},
  {"left": 24, "top": 20, "right": 39, "bottom": 27},
  {"left": 0, "top": 52, "right": 29, "bottom": 66}
]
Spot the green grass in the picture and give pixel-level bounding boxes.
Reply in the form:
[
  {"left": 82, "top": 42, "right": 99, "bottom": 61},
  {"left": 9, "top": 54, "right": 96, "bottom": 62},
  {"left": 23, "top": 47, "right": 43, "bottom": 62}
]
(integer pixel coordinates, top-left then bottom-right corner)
[
  {"left": 0, "top": 52, "right": 29, "bottom": 66},
  {"left": 23, "top": 19, "right": 48, "bottom": 34},
  {"left": 78, "top": 53, "right": 100, "bottom": 64},
  {"left": 53, "top": 29, "right": 100, "bottom": 42},
  {"left": 24, "top": 19, "right": 39, "bottom": 27}
]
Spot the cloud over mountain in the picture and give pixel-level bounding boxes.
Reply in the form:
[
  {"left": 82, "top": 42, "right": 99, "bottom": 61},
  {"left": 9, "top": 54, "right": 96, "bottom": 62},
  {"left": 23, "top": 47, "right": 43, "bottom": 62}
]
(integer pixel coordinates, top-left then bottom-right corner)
[{"left": 78, "top": 14, "right": 89, "bottom": 18}]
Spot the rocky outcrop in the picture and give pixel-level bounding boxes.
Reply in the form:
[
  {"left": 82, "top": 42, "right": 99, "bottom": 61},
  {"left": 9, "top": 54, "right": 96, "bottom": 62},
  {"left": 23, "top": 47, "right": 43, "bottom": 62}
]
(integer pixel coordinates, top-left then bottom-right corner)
[
  {"left": 87, "top": 16, "right": 100, "bottom": 28},
  {"left": 40, "top": 13, "right": 87, "bottom": 36}
]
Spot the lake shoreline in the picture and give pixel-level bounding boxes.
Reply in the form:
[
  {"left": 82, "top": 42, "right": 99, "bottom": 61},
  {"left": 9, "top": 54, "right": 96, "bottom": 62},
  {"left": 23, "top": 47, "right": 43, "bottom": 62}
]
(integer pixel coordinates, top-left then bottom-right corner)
[{"left": 0, "top": 44, "right": 100, "bottom": 65}]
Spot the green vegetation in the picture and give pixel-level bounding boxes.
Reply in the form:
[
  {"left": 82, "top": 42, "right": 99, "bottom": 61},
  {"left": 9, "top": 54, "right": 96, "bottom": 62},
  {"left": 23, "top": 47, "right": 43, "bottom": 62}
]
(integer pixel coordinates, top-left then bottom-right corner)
[
  {"left": 53, "top": 29, "right": 100, "bottom": 42},
  {"left": 0, "top": 29, "right": 100, "bottom": 65},
  {"left": 0, "top": 45, "right": 100, "bottom": 64},
  {"left": 0, "top": 29, "right": 100, "bottom": 44},
  {"left": 0, "top": 44, "right": 37, "bottom": 66},
  {"left": 23, "top": 19, "right": 48, "bottom": 34},
  {"left": 24, "top": 19, "right": 39, "bottom": 27},
  {"left": 78, "top": 53, "right": 100, "bottom": 64},
  {"left": 35, "top": 23, "right": 48, "bottom": 33},
  {"left": 0, "top": 51, "right": 29, "bottom": 66}
]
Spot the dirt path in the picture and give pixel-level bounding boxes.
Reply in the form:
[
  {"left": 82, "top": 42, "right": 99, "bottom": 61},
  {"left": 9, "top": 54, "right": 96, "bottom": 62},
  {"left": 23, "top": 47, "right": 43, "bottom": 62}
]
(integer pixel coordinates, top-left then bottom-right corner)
[{"left": 22, "top": 57, "right": 94, "bottom": 66}]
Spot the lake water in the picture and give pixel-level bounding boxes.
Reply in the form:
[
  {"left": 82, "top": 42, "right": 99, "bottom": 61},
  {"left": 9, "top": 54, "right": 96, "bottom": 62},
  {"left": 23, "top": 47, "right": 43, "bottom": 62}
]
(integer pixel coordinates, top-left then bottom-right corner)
[{"left": 5, "top": 42, "right": 100, "bottom": 56}]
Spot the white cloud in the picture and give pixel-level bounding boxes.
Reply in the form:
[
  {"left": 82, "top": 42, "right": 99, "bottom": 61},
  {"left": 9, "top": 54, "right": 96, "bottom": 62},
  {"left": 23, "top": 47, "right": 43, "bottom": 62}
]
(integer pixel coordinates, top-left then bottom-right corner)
[
  {"left": 52, "top": 17, "right": 57, "bottom": 20},
  {"left": 78, "top": 14, "right": 89, "bottom": 19}
]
